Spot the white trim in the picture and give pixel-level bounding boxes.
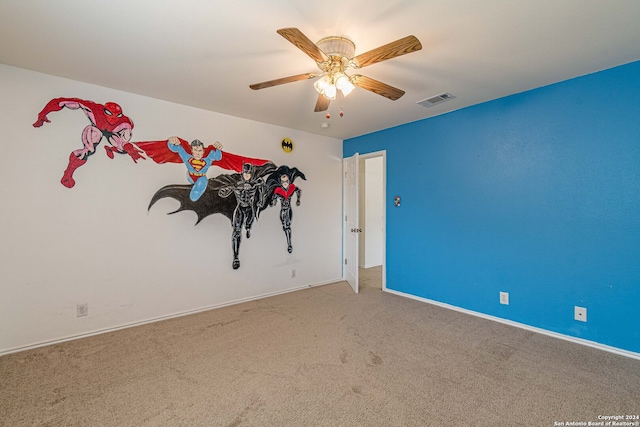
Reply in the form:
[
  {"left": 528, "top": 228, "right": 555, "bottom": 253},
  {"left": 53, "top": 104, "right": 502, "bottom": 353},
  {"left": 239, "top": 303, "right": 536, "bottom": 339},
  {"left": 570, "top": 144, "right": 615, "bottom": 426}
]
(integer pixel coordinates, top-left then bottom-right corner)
[
  {"left": 384, "top": 288, "right": 640, "bottom": 361},
  {"left": 0, "top": 278, "right": 340, "bottom": 357}
]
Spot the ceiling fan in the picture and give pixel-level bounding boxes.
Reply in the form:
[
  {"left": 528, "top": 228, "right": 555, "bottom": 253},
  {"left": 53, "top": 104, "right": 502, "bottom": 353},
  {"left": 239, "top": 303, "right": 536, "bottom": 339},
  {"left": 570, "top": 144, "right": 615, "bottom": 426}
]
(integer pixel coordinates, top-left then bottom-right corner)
[{"left": 249, "top": 28, "right": 422, "bottom": 112}]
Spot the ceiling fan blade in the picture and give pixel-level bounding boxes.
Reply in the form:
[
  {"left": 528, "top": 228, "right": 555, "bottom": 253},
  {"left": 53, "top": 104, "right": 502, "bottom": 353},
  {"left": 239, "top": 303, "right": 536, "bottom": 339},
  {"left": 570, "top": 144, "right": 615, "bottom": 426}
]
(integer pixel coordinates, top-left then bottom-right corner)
[
  {"left": 249, "top": 73, "right": 316, "bottom": 90},
  {"left": 314, "top": 94, "right": 330, "bottom": 112},
  {"left": 277, "top": 28, "right": 328, "bottom": 64},
  {"left": 353, "top": 35, "right": 422, "bottom": 68},
  {"left": 351, "top": 75, "right": 405, "bottom": 101}
]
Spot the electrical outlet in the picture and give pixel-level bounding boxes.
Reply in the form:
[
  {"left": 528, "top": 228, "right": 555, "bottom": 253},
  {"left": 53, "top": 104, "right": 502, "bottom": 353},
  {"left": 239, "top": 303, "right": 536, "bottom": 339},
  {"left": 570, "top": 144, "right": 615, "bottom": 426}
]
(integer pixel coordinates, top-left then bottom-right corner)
[
  {"left": 499, "top": 292, "right": 509, "bottom": 305},
  {"left": 574, "top": 306, "right": 587, "bottom": 322},
  {"left": 77, "top": 303, "right": 88, "bottom": 317},
  {"left": 290, "top": 269, "right": 296, "bottom": 279}
]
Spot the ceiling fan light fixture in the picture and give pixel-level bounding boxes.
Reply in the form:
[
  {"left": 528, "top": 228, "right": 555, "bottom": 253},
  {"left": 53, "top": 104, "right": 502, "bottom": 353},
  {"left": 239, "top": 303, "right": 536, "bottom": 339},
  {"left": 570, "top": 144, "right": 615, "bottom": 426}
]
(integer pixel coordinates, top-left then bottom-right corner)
[
  {"left": 314, "top": 75, "right": 331, "bottom": 93},
  {"left": 334, "top": 73, "right": 348, "bottom": 90},
  {"left": 315, "top": 72, "right": 355, "bottom": 100},
  {"left": 335, "top": 74, "right": 355, "bottom": 96},
  {"left": 323, "top": 83, "right": 337, "bottom": 100},
  {"left": 342, "top": 83, "right": 355, "bottom": 97},
  {"left": 314, "top": 74, "right": 337, "bottom": 99}
]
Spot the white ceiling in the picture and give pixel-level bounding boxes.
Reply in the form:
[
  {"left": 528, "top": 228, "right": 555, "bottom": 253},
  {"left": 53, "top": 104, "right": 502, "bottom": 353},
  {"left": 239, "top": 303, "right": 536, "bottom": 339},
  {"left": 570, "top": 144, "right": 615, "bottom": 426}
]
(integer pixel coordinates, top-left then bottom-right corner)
[{"left": 2, "top": 0, "right": 640, "bottom": 140}]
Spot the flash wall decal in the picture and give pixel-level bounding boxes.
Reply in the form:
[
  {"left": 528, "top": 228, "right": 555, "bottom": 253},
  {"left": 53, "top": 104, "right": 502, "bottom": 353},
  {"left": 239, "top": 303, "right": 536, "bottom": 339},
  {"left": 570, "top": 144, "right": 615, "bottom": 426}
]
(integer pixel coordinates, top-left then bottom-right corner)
[{"left": 33, "top": 97, "right": 144, "bottom": 188}]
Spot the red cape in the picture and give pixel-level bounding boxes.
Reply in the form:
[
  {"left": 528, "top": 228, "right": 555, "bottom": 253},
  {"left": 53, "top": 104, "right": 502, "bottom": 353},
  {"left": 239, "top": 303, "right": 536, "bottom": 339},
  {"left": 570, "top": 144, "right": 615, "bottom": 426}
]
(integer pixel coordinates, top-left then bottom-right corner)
[{"left": 135, "top": 138, "right": 271, "bottom": 172}]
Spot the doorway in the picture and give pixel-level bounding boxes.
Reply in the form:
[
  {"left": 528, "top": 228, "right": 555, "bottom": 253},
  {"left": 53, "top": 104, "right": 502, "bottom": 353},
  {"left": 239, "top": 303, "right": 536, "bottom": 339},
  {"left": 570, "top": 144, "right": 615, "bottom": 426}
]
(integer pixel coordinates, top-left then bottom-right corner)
[
  {"left": 343, "top": 151, "right": 386, "bottom": 292},
  {"left": 358, "top": 153, "right": 385, "bottom": 291}
]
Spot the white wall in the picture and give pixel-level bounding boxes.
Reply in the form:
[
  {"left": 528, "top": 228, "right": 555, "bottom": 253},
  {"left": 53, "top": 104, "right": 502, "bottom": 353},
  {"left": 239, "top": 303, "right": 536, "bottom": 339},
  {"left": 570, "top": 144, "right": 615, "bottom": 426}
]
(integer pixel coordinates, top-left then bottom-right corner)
[{"left": 0, "top": 64, "right": 343, "bottom": 354}]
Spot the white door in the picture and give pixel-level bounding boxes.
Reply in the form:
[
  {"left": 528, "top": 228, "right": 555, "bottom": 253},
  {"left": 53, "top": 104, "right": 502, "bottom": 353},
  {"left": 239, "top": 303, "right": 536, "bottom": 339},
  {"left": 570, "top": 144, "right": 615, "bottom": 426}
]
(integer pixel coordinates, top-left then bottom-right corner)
[{"left": 343, "top": 153, "right": 359, "bottom": 293}]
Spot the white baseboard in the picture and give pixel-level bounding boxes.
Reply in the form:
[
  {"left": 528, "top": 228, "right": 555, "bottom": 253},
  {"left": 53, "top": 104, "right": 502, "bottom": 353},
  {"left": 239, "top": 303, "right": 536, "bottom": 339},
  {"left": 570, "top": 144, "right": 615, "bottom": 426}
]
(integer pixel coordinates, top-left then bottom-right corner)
[
  {"left": 0, "top": 278, "right": 341, "bottom": 357},
  {"left": 384, "top": 288, "right": 640, "bottom": 361}
]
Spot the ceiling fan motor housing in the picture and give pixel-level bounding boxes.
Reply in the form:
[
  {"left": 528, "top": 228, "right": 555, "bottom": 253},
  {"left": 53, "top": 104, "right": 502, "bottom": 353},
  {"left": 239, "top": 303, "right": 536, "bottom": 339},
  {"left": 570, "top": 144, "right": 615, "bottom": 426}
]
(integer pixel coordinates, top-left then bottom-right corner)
[
  {"left": 316, "top": 36, "right": 357, "bottom": 76},
  {"left": 316, "top": 36, "right": 355, "bottom": 60}
]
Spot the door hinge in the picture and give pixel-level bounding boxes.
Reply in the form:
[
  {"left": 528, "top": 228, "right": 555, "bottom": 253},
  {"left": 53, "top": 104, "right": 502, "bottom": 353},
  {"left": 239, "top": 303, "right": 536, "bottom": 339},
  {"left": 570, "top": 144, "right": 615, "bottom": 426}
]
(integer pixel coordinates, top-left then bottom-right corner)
[{"left": 344, "top": 259, "right": 347, "bottom": 265}]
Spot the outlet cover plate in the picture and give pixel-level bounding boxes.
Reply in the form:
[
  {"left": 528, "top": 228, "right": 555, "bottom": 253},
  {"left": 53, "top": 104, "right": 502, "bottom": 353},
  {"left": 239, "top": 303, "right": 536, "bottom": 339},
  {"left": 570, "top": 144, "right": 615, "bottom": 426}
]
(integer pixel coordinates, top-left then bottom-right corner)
[
  {"left": 77, "top": 303, "right": 88, "bottom": 317},
  {"left": 499, "top": 292, "right": 509, "bottom": 305},
  {"left": 574, "top": 306, "right": 587, "bottom": 322}
]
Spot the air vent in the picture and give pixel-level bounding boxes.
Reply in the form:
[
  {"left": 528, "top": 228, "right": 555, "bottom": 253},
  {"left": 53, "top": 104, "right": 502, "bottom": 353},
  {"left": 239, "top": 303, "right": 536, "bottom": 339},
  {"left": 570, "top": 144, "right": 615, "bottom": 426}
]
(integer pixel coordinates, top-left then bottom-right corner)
[{"left": 417, "top": 92, "right": 455, "bottom": 107}]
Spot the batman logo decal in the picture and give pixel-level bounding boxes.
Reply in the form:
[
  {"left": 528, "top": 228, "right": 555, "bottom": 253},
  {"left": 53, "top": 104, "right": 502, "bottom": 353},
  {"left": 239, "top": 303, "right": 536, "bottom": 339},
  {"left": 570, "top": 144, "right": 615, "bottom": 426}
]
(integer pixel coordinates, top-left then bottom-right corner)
[{"left": 281, "top": 138, "right": 293, "bottom": 153}]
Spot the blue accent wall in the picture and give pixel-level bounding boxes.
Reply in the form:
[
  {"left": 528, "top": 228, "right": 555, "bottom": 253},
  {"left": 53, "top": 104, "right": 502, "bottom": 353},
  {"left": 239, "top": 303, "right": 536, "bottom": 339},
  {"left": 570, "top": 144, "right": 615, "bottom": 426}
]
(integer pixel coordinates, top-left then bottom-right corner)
[{"left": 344, "top": 60, "right": 640, "bottom": 354}]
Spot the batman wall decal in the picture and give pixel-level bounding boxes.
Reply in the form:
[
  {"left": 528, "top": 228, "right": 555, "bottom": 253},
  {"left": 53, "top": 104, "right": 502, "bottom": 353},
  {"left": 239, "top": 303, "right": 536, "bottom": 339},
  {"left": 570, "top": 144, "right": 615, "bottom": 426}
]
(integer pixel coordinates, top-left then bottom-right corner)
[{"left": 149, "top": 163, "right": 306, "bottom": 270}]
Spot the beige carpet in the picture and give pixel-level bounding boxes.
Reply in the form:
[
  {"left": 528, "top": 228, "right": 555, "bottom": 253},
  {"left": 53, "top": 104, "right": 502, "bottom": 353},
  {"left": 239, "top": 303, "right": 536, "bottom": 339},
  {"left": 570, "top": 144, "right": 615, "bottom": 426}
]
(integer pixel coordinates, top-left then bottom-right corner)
[{"left": 1, "top": 267, "right": 639, "bottom": 426}]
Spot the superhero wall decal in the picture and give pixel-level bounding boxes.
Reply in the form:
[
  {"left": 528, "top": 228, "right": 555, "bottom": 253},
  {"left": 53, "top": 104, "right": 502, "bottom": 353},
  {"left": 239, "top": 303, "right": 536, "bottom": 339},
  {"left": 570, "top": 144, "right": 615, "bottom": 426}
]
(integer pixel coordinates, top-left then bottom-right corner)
[
  {"left": 33, "top": 97, "right": 144, "bottom": 188},
  {"left": 33, "top": 97, "right": 306, "bottom": 269}
]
